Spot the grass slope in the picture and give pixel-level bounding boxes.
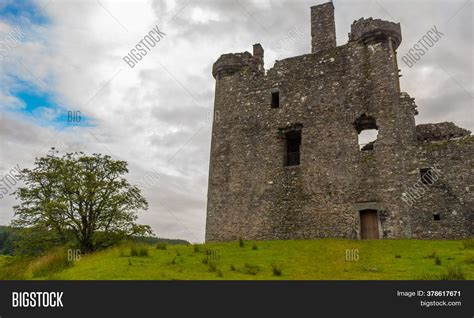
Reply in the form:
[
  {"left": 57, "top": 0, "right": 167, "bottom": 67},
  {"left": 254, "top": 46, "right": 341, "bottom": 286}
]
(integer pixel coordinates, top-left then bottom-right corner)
[{"left": 2, "top": 239, "right": 474, "bottom": 280}]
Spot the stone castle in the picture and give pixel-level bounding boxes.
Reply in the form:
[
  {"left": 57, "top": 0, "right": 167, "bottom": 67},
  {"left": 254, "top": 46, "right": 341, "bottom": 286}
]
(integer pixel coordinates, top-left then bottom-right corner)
[{"left": 206, "top": 2, "right": 473, "bottom": 241}]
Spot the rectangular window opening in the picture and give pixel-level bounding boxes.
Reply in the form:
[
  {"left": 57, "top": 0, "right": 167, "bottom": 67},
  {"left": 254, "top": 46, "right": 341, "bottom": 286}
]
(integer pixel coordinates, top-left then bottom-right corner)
[
  {"left": 285, "top": 130, "right": 301, "bottom": 166},
  {"left": 271, "top": 91, "right": 280, "bottom": 108},
  {"left": 420, "top": 168, "right": 433, "bottom": 185}
]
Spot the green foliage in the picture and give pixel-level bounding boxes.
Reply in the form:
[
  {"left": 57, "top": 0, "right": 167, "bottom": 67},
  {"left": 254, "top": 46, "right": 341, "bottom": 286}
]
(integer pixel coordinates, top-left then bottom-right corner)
[
  {"left": 462, "top": 239, "right": 474, "bottom": 250},
  {"left": 0, "top": 226, "right": 17, "bottom": 255},
  {"left": 238, "top": 238, "right": 244, "bottom": 248},
  {"left": 12, "top": 149, "right": 152, "bottom": 252},
  {"left": 439, "top": 265, "right": 465, "bottom": 280},
  {"left": 216, "top": 269, "right": 223, "bottom": 277},
  {"left": 242, "top": 263, "right": 260, "bottom": 275},
  {"left": 252, "top": 243, "right": 258, "bottom": 250},
  {"left": 464, "top": 255, "right": 474, "bottom": 264},
  {"left": 130, "top": 244, "right": 149, "bottom": 257},
  {"left": 14, "top": 226, "right": 69, "bottom": 256},
  {"left": 426, "top": 251, "right": 437, "bottom": 259},
  {"left": 170, "top": 257, "right": 176, "bottom": 265},
  {"left": 208, "top": 262, "right": 217, "bottom": 272},
  {"left": 434, "top": 256, "right": 442, "bottom": 266},
  {"left": 193, "top": 244, "right": 201, "bottom": 253},
  {"left": 134, "top": 236, "right": 189, "bottom": 245},
  {"left": 29, "top": 248, "right": 73, "bottom": 278},
  {"left": 0, "top": 256, "right": 30, "bottom": 279},
  {"left": 2, "top": 239, "right": 473, "bottom": 280},
  {"left": 92, "top": 232, "right": 129, "bottom": 251},
  {"left": 395, "top": 254, "right": 401, "bottom": 258},
  {"left": 156, "top": 242, "right": 167, "bottom": 250},
  {"left": 118, "top": 246, "right": 126, "bottom": 257},
  {"left": 272, "top": 264, "right": 282, "bottom": 276}
]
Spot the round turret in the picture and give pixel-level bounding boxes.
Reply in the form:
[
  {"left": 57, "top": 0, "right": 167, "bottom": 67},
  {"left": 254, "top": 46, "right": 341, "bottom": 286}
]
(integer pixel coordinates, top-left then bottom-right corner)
[
  {"left": 212, "top": 52, "right": 252, "bottom": 80},
  {"left": 349, "top": 18, "right": 402, "bottom": 49}
]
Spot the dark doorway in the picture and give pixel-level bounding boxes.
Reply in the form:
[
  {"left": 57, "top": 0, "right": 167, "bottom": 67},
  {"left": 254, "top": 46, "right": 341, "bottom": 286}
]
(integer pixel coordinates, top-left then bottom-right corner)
[{"left": 360, "top": 210, "right": 379, "bottom": 239}]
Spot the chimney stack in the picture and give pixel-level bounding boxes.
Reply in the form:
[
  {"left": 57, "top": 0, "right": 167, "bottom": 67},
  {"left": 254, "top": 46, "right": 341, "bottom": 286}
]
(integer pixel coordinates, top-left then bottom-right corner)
[{"left": 311, "top": 2, "right": 336, "bottom": 53}]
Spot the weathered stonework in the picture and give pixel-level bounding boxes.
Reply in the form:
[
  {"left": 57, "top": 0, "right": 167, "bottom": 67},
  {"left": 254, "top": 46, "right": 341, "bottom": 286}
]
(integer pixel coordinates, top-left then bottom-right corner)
[{"left": 206, "top": 2, "right": 473, "bottom": 241}]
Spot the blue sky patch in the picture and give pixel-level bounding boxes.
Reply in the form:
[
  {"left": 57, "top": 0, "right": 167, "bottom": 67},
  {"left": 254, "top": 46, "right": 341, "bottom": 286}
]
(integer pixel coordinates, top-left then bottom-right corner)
[
  {"left": 0, "top": 0, "right": 50, "bottom": 26},
  {"left": 10, "top": 89, "right": 93, "bottom": 130}
]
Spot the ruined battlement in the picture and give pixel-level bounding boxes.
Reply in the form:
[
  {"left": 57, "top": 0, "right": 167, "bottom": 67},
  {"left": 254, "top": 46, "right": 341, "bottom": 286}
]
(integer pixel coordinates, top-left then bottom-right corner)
[{"left": 416, "top": 122, "right": 472, "bottom": 142}]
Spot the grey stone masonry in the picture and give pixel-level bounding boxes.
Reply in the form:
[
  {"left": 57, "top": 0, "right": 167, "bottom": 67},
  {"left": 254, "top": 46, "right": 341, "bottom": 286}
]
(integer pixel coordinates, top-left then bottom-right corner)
[{"left": 205, "top": 2, "right": 473, "bottom": 242}]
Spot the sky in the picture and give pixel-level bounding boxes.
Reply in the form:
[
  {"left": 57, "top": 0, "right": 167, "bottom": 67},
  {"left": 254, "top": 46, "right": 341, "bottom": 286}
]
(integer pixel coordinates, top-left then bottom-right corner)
[{"left": 0, "top": 0, "right": 472, "bottom": 243}]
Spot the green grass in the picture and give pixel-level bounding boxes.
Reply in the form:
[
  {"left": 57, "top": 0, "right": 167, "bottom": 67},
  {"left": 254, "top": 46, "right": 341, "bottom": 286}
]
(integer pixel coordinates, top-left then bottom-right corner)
[{"left": 1, "top": 239, "right": 473, "bottom": 280}]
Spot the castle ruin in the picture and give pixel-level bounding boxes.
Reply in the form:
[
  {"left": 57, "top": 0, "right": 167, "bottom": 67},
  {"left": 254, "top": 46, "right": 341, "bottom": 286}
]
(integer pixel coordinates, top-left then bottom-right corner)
[{"left": 206, "top": 2, "right": 473, "bottom": 241}]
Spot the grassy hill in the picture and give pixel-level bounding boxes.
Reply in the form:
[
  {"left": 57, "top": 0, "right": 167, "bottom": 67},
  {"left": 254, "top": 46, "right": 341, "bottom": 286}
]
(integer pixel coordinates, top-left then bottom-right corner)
[{"left": 1, "top": 239, "right": 473, "bottom": 280}]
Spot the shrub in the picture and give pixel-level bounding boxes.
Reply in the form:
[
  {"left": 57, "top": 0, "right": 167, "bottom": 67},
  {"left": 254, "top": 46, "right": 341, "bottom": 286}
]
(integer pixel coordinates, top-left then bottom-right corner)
[
  {"left": 208, "top": 262, "right": 217, "bottom": 272},
  {"left": 239, "top": 238, "right": 244, "bottom": 248},
  {"left": 243, "top": 263, "right": 260, "bottom": 275},
  {"left": 272, "top": 264, "right": 282, "bottom": 276},
  {"left": 0, "top": 257, "right": 29, "bottom": 280},
  {"left": 156, "top": 242, "right": 167, "bottom": 250},
  {"left": 230, "top": 264, "right": 236, "bottom": 271},
  {"left": 464, "top": 255, "right": 474, "bottom": 264},
  {"left": 252, "top": 244, "right": 258, "bottom": 250},
  {"left": 118, "top": 246, "right": 126, "bottom": 257},
  {"left": 202, "top": 258, "right": 208, "bottom": 265},
  {"left": 363, "top": 266, "right": 379, "bottom": 273},
  {"left": 176, "top": 250, "right": 181, "bottom": 256},
  {"left": 193, "top": 244, "right": 201, "bottom": 253},
  {"left": 439, "top": 265, "right": 465, "bottom": 280},
  {"left": 434, "top": 256, "right": 442, "bottom": 266},
  {"left": 462, "top": 239, "right": 474, "bottom": 250},
  {"left": 130, "top": 244, "right": 149, "bottom": 257},
  {"left": 29, "top": 248, "right": 73, "bottom": 278},
  {"left": 170, "top": 257, "right": 176, "bottom": 265}
]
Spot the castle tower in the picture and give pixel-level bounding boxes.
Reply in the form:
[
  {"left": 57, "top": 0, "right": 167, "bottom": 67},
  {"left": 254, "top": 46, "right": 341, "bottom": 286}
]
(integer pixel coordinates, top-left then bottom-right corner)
[{"left": 205, "top": 3, "right": 473, "bottom": 242}]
